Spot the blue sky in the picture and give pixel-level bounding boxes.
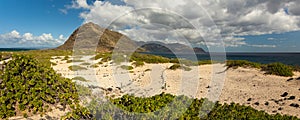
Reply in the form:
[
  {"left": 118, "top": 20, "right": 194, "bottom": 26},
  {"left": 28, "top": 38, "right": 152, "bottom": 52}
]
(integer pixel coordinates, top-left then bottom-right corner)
[{"left": 0, "top": 0, "right": 299, "bottom": 52}]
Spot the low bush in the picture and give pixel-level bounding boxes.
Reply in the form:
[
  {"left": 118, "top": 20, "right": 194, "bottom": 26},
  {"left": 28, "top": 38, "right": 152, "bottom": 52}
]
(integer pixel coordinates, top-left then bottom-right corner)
[
  {"left": 68, "top": 65, "right": 87, "bottom": 71},
  {"left": 169, "top": 64, "right": 192, "bottom": 71},
  {"left": 0, "top": 55, "right": 80, "bottom": 119},
  {"left": 198, "top": 60, "right": 214, "bottom": 65},
  {"left": 130, "top": 53, "right": 170, "bottom": 63},
  {"left": 66, "top": 59, "right": 84, "bottom": 63},
  {"left": 90, "top": 64, "right": 99, "bottom": 68},
  {"left": 80, "top": 62, "right": 91, "bottom": 66},
  {"left": 262, "top": 62, "right": 294, "bottom": 77},
  {"left": 132, "top": 61, "right": 145, "bottom": 67},
  {"left": 226, "top": 60, "right": 261, "bottom": 69},
  {"left": 120, "top": 65, "right": 134, "bottom": 70},
  {"left": 72, "top": 76, "right": 88, "bottom": 82}
]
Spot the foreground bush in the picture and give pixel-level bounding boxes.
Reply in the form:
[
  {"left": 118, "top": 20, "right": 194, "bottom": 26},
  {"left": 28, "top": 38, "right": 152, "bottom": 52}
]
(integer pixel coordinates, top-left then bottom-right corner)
[
  {"left": 0, "top": 55, "right": 82, "bottom": 118},
  {"left": 69, "top": 93, "right": 299, "bottom": 119}
]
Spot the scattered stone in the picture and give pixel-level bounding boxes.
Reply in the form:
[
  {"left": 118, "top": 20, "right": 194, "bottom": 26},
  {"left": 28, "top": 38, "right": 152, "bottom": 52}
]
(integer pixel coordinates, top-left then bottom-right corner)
[
  {"left": 274, "top": 100, "right": 279, "bottom": 104},
  {"left": 280, "top": 92, "right": 288, "bottom": 97},
  {"left": 206, "top": 86, "right": 210, "bottom": 88},
  {"left": 287, "top": 78, "right": 294, "bottom": 81},
  {"left": 247, "top": 98, "right": 252, "bottom": 101},
  {"left": 288, "top": 96, "right": 296, "bottom": 100},
  {"left": 264, "top": 102, "right": 269, "bottom": 106},
  {"left": 299, "top": 99, "right": 300, "bottom": 101},
  {"left": 296, "top": 77, "right": 300, "bottom": 80},
  {"left": 254, "top": 102, "right": 259, "bottom": 106},
  {"left": 278, "top": 107, "right": 283, "bottom": 111},
  {"left": 107, "top": 88, "right": 113, "bottom": 91},
  {"left": 116, "top": 87, "right": 121, "bottom": 90},
  {"left": 290, "top": 103, "right": 300, "bottom": 108},
  {"left": 272, "top": 110, "right": 277, "bottom": 113}
]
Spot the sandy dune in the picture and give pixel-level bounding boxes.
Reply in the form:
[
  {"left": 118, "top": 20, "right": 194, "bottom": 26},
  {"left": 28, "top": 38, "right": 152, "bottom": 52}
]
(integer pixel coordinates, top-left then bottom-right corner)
[
  {"left": 50, "top": 55, "right": 300, "bottom": 118},
  {"left": 12, "top": 55, "right": 300, "bottom": 119}
]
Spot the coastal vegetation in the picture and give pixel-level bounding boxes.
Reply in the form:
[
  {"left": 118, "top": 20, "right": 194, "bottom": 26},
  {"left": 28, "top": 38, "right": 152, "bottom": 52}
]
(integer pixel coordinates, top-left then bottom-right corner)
[
  {"left": 0, "top": 55, "right": 90, "bottom": 119},
  {"left": 120, "top": 65, "right": 134, "bottom": 70},
  {"left": 68, "top": 65, "right": 88, "bottom": 71},
  {"left": 169, "top": 64, "right": 192, "bottom": 71},
  {"left": 64, "top": 93, "right": 299, "bottom": 119},
  {"left": 72, "top": 76, "right": 88, "bottom": 82},
  {"left": 226, "top": 60, "right": 294, "bottom": 77}
]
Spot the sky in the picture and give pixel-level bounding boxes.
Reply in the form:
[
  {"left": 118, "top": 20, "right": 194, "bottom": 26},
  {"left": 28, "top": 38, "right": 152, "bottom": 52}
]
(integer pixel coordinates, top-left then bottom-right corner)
[{"left": 0, "top": 0, "right": 299, "bottom": 52}]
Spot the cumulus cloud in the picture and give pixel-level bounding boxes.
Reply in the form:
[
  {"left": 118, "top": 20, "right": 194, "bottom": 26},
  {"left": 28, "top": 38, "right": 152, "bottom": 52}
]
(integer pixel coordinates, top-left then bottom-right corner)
[
  {"left": 0, "top": 30, "right": 66, "bottom": 48},
  {"left": 66, "top": 0, "right": 300, "bottom": 48}
]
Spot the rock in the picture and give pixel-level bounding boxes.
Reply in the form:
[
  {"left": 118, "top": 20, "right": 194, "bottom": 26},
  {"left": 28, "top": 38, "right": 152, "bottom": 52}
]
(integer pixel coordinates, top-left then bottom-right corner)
[
  {"left": 264, "top": 102, "right": 269, "bottom": 106},
  {"left": 116, "top": 87, "right": 121, "bottom": 90},
  {"left": 107, "top": 88, "right": 113, "bottom": 91},
  {"left": 247, "top": 98, "right": 252, "bottom": 101},
  {"left": 288, "top": 96, "right": 296, "bottom": 100},
  {"left": 287, "top": 78, "right": 294, "bottom": 81},
  {"left": 206, "top": 86, "right": 210, "bottom": 88},
  {"left": 280, "top": 92, "right": 288, "bottom": 97},
  {"left": 254, "top": 102, "right": 259, "bottom": 106},
  {"left": 278, "top": 107, "right": 283, "bottom": 111},
  {"left": 296, "top": 77, "right": 300, "bottom": 80},
  {"left": 272, "top": 110, "right": 277, "bottom": 113},
  {"left": 290, "top": 103, "right": 300, "bottom": 108}
]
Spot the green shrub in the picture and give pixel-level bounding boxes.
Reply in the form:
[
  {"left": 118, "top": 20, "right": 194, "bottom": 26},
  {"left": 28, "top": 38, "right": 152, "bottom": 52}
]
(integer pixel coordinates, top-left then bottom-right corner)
[
  {"left": 169, "top": 64, "right": 192, "bottom": 71},
  {"left": 262, "top": 62, "right": 294, "bottom": 77},
  {"left": 51, "top": 62, "right": 57, "bottom": 66},
  {"left": 80, "top": 62, "right": 91, "bottom": 66},
  {"left": 68, "top": 65, "right": 87, "bottom": 71},
  {"left": 92, "top": 52, "right": 112, "bottom": 62},
  {"left": 62, "top": 55, "right": 70, "bottom": 61},
  {"left": 226, "top": 60, "right": 261, "bottom": 69},
  {"left": 80, "top": 93, "right": 299, "bottom": 119},
  {"left": 132, "top": 61, "right": 145, "bottom": 67},
  {"left": 66, "top": 59, "right": 84, "bottom": 63},
  {"left": 0, "top": 55, "right": 79, "bottom": 119},
  {"left": 130, "top": 53, "right": 170, "bottom": 63},
  {"left": 90, "top": 64, "right": 99, "bottom": 68},
  {"left": 120, "top": 65, "right": 134, "bottom": 70},
  {"left": 198, "top": 60, "right": 214, "bottom": 65},
  {"left": 72, "top": 76, "right": 88, "bottom": 82}
]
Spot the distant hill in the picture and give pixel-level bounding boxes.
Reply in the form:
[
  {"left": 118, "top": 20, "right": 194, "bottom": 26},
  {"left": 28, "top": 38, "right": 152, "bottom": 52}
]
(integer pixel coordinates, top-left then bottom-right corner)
[
  {"left": 57, "top": 22, "right": 206, "bottom": 53},
  {"left": 137, "top": 41, "right": 206, "bottom": 54}
]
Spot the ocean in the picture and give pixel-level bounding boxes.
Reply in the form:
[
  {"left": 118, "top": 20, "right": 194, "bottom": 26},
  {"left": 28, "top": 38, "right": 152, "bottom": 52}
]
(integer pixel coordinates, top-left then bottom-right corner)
[
  {"left": 143, "top": 52, "right": 300, "bottom": 66},
  {"left": 0, "top": 48, "right": 39, "bottom": 52},
  {"left": 1, "top": 48, "right": 299, "bottom": 66}
]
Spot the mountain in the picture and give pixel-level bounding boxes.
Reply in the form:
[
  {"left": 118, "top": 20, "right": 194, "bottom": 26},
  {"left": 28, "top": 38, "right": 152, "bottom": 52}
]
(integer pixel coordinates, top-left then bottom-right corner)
[
  {"left": 56, "top": 22, "right": 136, "bottom": 52},
  {"left": 57, "top": 22, "right": 206, "bottom": 53}
]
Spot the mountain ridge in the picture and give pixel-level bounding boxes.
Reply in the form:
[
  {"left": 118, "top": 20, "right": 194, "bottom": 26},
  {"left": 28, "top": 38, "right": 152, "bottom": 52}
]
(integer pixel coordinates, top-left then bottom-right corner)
[{"left": 56, "top": 22, "right": 206, "bottom": 53}]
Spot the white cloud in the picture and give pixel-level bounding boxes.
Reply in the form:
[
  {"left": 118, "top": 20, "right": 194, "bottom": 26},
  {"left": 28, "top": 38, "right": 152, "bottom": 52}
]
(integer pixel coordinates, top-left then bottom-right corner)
[
  {"left": 247, "top": 44, "right": 277, "bottom": 48},
  {"left": 66, "top": 0, "right": 300, "bottom": 48},
  {"left": 0, "top": 30, "right": 66, "bottom": 48}
]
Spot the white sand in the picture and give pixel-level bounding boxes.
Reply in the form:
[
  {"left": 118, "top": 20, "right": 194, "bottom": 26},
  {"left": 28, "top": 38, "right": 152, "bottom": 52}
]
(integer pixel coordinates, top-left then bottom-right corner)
[{"left": 12, "top": 55, "right": 300, "bottom": 119}]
